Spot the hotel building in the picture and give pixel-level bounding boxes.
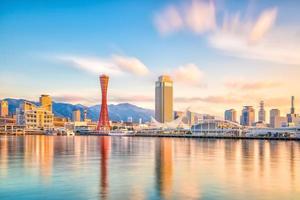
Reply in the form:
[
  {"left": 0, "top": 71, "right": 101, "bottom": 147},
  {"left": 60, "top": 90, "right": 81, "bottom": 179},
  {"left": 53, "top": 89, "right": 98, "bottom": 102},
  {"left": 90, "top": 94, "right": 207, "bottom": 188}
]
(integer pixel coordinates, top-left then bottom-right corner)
[
  {"left": 155, "top": 75, "right": 173, "bottom": 123},
  {"left": 16, "top": 95, "right": 54, "bottom": 130}
]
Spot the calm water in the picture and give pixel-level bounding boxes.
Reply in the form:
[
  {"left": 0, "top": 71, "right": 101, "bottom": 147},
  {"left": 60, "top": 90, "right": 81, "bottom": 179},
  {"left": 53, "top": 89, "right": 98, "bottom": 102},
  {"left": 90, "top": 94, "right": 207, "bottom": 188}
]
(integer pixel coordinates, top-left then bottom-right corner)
[{"left": 0, "top": 136, "right": 300, "bottom": 200}]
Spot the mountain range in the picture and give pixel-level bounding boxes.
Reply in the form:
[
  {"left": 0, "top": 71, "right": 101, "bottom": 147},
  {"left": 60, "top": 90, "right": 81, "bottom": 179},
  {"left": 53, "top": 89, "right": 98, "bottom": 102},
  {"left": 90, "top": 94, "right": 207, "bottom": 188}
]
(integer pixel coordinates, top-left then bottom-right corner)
[{"left": 2, "top": 98, "right": 154, "bottom": 123}]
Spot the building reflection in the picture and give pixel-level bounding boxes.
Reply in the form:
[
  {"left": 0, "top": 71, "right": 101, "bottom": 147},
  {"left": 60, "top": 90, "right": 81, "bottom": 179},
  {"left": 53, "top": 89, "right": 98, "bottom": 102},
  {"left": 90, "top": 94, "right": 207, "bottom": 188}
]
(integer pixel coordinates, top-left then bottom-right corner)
[
  {"left": 24, "top": 136, "right": 54, "bottom": 182},
  {"left": 99, "top": 136, "right": 110, "bottom": 200},
  {"left": 155, "top": 138, "right": 173, "bottom": 200},
  {"left": 0, "top": 136, "right": 8, "bottom": 177}
]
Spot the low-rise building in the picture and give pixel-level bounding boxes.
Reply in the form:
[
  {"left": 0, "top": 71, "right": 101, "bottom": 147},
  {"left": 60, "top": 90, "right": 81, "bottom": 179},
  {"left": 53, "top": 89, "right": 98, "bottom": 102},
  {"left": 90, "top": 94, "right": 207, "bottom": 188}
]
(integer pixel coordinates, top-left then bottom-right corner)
[{"left": 53, "top": 116, "right": 69, "bottom": 128}]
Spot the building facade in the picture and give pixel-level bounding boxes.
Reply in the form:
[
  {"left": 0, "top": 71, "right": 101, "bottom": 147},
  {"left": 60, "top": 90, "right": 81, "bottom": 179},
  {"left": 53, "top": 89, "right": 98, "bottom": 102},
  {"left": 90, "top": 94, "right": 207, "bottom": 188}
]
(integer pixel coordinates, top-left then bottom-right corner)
[
  {"left": 73, "top": 110, "right": 81, "bottom": 122},
  {"left": 16, "top": 97, "right": 54, "bottom": 130},
  {"left": 258, "top": 101, "right": 266, "bottom": 122},
  {"left": 40, "top": 95, "right": 52, "bottom": 112},
  {"left": 224, "top": 109, "right": 237, "bottom": 122},
  {"left": 287, "top": 96, "right": 300, "bottom": 125},
  {"left": 155, "top": 75, "right": 173, "bottom": 123},
  {"left": 0, "top": 100, "right": 9, "bottom": 117},
  {"left": 240, "top": 106, "right": 255, "bottom": 126},
  {"left": 270, "top": 109, "right": 280, "bottom": 128}
]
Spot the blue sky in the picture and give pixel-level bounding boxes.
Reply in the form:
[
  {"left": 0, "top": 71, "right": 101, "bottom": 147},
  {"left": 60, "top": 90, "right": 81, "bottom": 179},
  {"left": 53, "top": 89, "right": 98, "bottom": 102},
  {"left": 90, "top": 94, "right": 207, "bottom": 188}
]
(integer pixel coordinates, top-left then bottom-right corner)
[{"left": 1, "top": 0, "right": 300, "bottom": 119}]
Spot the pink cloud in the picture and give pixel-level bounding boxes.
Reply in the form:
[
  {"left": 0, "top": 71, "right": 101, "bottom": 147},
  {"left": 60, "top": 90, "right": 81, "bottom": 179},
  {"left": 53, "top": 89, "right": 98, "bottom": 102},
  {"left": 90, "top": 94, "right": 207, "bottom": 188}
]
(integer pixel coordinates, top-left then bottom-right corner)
[
  {"left": 224, "top": 80, "right": 282, "bottom": 90},
  {"left": 171, "top": 63, "right": 204, "bottom": 86}
]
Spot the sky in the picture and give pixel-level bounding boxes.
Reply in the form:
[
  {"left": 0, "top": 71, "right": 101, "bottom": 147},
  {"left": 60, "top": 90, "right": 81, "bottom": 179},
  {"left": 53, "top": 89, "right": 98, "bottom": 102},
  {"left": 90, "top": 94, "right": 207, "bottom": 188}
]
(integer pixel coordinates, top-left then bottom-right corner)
[{"left": 0, "top": 0, "right": 300, "bottom": 121}]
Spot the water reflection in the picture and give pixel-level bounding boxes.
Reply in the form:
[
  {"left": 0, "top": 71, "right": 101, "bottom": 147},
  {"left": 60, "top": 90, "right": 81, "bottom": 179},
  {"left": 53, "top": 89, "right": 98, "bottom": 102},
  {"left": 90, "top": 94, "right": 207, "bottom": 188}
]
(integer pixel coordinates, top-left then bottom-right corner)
[
  {"left": 0, "top": 136, "right": 300, "bottom": 200},
  {"left": 155, "top": 138, "right": 173, "bottom": 200},
  {"left": 100, "top": 137, "right": 110, "bottom": 200}
]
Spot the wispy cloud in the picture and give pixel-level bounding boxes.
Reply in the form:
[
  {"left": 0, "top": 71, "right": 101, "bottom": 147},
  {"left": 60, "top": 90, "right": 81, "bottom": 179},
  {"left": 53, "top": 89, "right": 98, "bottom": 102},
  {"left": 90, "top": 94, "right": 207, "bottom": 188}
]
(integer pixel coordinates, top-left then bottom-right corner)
[
  {"left": 57, "top": 54, "right": 149, "bottom": 76},
  {"left": 224, "top": 80, "right": 282, "bottom": 90},
  {"left": 154, "top": 1, "right": 300, "bottom": 65},
  {"left": 154, "top": 5, "right": 183, "bottom": 35},
  {"left": 175, "top": 96, "right": 242, "bottom": 104},
  {"left": 111, "top": 55, "right": 149, "bottom": 76},
  {"left": 171, "top": 63, "right": 204, "bottom": 86},
  {"left": 249, "top": 7, "right": 277, "bottom": 43},
  {"left": 154, "top": 0, "right": 216, "bottom": 35}
]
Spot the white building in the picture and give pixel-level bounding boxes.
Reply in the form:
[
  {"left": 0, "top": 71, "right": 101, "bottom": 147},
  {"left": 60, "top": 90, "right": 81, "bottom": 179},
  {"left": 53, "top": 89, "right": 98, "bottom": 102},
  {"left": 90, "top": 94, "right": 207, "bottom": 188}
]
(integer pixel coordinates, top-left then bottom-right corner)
[
  {"left": 17, "top": 99, "right": 54, "bottom": 130},
  {"left": 191, "top": 119, "right": 244, "bottom": 136}
]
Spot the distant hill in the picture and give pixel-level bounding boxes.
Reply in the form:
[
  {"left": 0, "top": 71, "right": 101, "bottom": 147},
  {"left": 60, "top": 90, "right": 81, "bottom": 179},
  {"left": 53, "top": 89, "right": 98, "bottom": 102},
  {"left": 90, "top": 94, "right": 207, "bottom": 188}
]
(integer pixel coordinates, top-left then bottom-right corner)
[{"left": 2, "top": 98, "right": 154, "bottom": 123}]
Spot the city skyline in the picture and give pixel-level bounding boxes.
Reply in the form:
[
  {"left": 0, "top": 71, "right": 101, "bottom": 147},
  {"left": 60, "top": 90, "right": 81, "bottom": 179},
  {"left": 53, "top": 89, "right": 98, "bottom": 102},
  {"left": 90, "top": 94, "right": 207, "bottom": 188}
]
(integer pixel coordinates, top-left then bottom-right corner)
[{"left": 1, "top": 0, "right": 300, "bottom": 118}]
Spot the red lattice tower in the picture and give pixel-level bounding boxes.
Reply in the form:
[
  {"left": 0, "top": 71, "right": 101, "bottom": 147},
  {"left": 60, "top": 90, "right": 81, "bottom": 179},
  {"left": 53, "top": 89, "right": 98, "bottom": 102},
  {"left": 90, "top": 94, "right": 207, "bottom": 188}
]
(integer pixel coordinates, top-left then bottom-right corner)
[{"left": 97, "top": 74, "right": 110, "bottom": 131}]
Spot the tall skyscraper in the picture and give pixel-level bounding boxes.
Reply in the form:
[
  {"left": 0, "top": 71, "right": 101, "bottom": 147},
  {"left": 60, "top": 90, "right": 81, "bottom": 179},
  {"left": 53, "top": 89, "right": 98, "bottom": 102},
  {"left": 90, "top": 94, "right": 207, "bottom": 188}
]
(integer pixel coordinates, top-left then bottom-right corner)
[
  {"left": 72, "top": 110, "right": 81, "bottom": 122},
  {"left": 291, "top": 96, "right": 295, "bottom": 114},
  {"left": 287, "top": 96, "right": 299, "bottom": 124},
  {"left": 155, "top": 75, "right": 173, "bottom": 123},
  {"left": 270, "top": 109, "right": 280, "bottom": 128},
  {"left": 40, "top": 95, "right": 52, "bottom": 112},
  {"left": 240, "top": 106, "right": 255, "bottom": 126},
  {"left": 224, "top": 109, "right": 237, "bottom": 122},
  {"left": 0, "top": 100, "right": 9, "bottom": 117},
  {"left": 97, "top": 75, "right": 110, "bottom": 131},
  {"left": 258, "top": 101, "right": 266, "bottom": 122}
]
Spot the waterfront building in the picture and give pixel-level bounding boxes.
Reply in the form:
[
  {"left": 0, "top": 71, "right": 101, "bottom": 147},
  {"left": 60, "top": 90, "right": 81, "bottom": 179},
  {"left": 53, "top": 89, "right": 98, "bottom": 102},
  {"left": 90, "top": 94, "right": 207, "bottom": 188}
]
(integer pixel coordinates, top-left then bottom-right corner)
[
  {"left": 16, "top": 95, "right": 54, "bottom": 130},
  {"left": 0, "top": 100, "right": 9, "bottom": 117},
  {"left": 258, "top": 101, "right": 266, "bottom": 123},
  {"left": 224, "top": 109, "right": 237, "bottom": 122},
  {"left": 155, "top": 75, "right": 173, "bottom": 123},
  {"left": 287, "top": 96, "right": 300, "bottom": 124},
  {"left": 65, "top": 121, "right": 96, "bottom": 133},
  {"left": 186, "top": 110, "right": 195, "bottom": 126},
  {"left": 240, "top": 106, "right": 255, "bottom": 126},
  {"left": 40, "top": 95, "right": 52, "bottom": 112},
  {"left": 72, "top": 110, "right": 81, "bottom": 122},
  {"left": 97, "top": 74, "right": 110, "bottom": 131},
  {"left": 53, "top": 116, "right": 69, "bottom": 127},
  {"left": 274, "top": 116, "right": 288, "bottom": 128},
  {"left": 270, "top": 109, "right": 280, "bottom": 128},
  {"left": 191, "top": 119, "right": 243, "bottom": 136}
]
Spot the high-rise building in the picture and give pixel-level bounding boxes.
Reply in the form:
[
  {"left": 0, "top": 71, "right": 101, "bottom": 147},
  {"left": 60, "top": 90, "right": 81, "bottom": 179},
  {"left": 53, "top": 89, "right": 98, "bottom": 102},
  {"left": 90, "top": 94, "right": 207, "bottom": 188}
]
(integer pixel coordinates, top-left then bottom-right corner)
[
  {"left": 224, "top": 109, "right": 237, "bottom": 122},
  {"left": 240, "top": 106, "right": 255, "bottom": 126},
  {"left": 258, "top": 101, "right": 266, "bottom": 122},
  {"left": 287, "top": 96, "right": 299, "bottom": 124},
  {"left": 16, "top": 96, "right": 54, "bottom": 130},
  {"left": 0, "top": 100, "right": 9, "bottom": 117},
  {"left": 40, "top": 95, "right": 52, "bottom": 112},
  {"left": 155, "top": 75, "right": 173, "bottom": 123},
  {"left": 73, "top": 110, "right": 81, "bottom": 122},
  {"left": 97, "top": 75, "right": 110, "bottom": 131},
  {"left": 270, "top": 109, "right": 280, "bottom": 128},
  {"left": 291, "top": 96, "right": 295, "bottom": 114},
  {"left": 127, "top": 117, "right": 133, "bottom": 123}
]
